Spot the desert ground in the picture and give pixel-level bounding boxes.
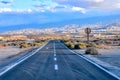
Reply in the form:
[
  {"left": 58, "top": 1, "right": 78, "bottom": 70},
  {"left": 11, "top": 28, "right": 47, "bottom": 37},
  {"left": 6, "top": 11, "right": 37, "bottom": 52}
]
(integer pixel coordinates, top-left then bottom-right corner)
[
  {"left": 0, "top": 45, "right": 120, "bottom": 77},
  {"left": 0, "top": 46, "right": 34, "bottom": 67},
  {"left": 74, "top": 46, "right": 120, "bottom": 77}
]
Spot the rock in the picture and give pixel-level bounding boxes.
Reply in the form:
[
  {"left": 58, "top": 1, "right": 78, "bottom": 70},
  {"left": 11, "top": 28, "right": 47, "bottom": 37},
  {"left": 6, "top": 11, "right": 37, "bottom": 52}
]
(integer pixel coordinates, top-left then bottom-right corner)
[{"left": 85, "top": 47, "right": 99, "bottom": 55}]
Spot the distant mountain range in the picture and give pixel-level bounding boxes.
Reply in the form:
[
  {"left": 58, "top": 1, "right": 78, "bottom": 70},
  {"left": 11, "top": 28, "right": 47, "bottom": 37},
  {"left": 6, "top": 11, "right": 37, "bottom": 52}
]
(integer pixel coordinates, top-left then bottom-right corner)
[
  {"left": 0, "top": 14, "right": 120, "bottom": 33},
  {"left": 1, "top": 21, "right": 120, "bottom": 35}
]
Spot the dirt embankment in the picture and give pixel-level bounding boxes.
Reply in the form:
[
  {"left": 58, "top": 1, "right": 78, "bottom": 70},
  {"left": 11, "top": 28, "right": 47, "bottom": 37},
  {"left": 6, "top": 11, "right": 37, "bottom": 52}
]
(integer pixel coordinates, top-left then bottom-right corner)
[{"left": 0, "top": 46, "right": 36, "bottom": 67}]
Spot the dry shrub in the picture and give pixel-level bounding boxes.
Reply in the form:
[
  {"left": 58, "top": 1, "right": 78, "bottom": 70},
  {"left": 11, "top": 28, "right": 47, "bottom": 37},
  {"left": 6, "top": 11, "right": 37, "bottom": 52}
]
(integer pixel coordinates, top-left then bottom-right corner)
[
  {"left": 85, "top": 47, "right": 99, "bottom": 55},
  {"left": 19, "top": 44, "right": 29, "bottom": 48},
  {"left": 97, "top": 44, "right": 111, "bottom": 49},
  {"left": 79, "top": 43, "right": 86, "bottom": 49}
]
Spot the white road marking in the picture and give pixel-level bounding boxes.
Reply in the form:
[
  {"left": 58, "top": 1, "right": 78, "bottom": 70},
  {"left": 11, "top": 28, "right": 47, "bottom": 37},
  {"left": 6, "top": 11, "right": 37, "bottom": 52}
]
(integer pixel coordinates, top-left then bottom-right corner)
[
  {"left": 46, "top": 47, "right": 49, "bottom": 49},
  {"left": 54, "top": 54, "right": 56, "bottom": 57},
  {"left": 60, "top": 42, "right": 120, "bottom": 80},
  {"left": 54, "top": 57, "right": 57, "bottom": 61},
  {"left": 53, "top": 42, "right": 59, "bottom": 71},
  {"left": 0, "top": 41, "right": 49, "bottom": 76},
  {"left": 54, "top": 64, "right": 58, "bottom": 70}
]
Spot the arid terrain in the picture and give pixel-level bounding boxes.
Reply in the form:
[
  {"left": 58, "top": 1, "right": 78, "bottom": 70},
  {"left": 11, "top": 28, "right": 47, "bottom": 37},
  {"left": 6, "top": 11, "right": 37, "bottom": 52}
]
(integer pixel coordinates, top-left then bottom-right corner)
[
  {"left": 0, "top": 46, "right": 34, "bottom": 67},
  {"left": 74, "top": 46, "right": 120, "bottom": 77}
]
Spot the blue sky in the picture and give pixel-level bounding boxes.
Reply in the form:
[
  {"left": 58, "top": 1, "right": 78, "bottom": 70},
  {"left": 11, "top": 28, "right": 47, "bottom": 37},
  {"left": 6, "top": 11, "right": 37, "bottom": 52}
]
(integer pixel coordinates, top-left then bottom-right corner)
[
  {"left": 0, "top": 0, "right": 120, "bottom": 13},
  {"left": 0, "top": 0, "right": 120, "bottom": 27}
]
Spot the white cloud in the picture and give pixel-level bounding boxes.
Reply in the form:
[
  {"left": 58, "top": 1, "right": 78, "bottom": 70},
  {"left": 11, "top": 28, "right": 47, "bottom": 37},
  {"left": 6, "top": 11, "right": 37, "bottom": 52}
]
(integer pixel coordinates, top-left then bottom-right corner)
[
  {"left": 115, "top": 3, "right": 120, "bottom": 8},
  {"left": 54, "top": 0, "right": 120, "bottom": 11},
  {"left": 89, "top": 0, "right": 120, "bottom": 10},
  {"left": 33, "top": 8, "right": 45, "bottom": 12},
  {"left": 90, "top": 0, "right": 104, "bottom": 3},
  {"left": 72, "top": 7, "right": 86, "bottom": 13},
  {"left": 15, "top": 9, "right": 33, "bottom": 13},
  {"left": 15, "top": 9, "right": 24, "bottom": 13},
  {"left": 0, "top": 8, "right": 36, "bottom": 13},
  {"left": 27, "top": 9, "right": 32, "bottom": 13},
  {"left": 0, "top": 8, "right": 12, "bottom": 12},
  {"left": 0, "top": 0, "right": 120, "bottom": 13},
  {"left": 33, "top": 3, "right": 87, "bottom": 13}
]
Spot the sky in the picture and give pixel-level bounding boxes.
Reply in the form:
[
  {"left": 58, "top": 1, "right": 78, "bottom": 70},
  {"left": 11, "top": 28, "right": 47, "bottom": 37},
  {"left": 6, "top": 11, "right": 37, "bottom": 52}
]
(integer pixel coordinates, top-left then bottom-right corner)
[
  {"left": 0, "top": 0, "right": 120, "bottom": 13},
  {"left": 0, "top": 0, "right": 120, "bottom": 27}
]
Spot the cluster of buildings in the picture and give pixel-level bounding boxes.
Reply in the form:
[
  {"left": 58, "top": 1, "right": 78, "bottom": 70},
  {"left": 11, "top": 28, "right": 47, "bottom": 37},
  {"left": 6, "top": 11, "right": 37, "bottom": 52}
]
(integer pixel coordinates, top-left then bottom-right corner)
[{"left": 0, "top": 23, "right": 120, "bottom": 41}]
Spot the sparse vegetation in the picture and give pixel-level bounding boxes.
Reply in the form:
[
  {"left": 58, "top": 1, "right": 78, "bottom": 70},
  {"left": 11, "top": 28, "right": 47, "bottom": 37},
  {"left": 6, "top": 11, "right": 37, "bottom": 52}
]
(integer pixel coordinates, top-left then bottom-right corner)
[
  {"left": 62, "top": 40, "right": 115, "bottom": 55},
  {"left": 86, "top": 43, "right": 98, "bottom": 48},
  {"left": 19, "top": 41, "right": 46, "bottom": 48},
  {"left": 62, "top": 40, "right": 98, "bottom": 49},
  {"left": 62, "top": 40, "right": 112, "bottom": 50},
  {"left": 85, "top": 47, "right": 99, "bottom": 55},
  {"left": 79, "top": 43, "right": 87, "bottom": 49},
  {"left": 19, "top": 44, "right": 29, "bottom": 48},
  {"left": 0, "top": 40, "right": 46, "bottom": 48}
]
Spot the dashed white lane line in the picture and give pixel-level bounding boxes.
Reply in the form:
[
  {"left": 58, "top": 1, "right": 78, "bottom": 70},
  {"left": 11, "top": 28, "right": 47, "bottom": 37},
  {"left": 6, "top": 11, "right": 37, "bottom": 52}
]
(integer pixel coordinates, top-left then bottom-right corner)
[
  {"left": 54, "top": 64, "right": 58, "bottom": 70},
  {"left": 54, "top": 54, "right": 56, "bottom": 57},
  {"left": 60, "top": 42, "right": 120, "bottom": 80},
  {"left": 53, "top": 42, "right": 59, "bottom": 71},
  {"left": 0, "top": 41, "right": 49, "bottom": 76},
  {"left": 54, "top": 57, "right": 57, "bottom": 61}
]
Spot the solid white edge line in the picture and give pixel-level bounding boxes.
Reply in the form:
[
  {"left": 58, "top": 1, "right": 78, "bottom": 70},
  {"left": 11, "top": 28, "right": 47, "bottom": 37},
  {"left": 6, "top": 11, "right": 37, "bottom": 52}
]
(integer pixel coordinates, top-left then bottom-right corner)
[
  {"left": 60, "top": 42, "right": 120, "bottom": 80},
  {"left": 0, "top": 41, "right": 49, "bottom": 76},
  {"left": 54, "top": 64, "right": 58, "bottom": 70}
]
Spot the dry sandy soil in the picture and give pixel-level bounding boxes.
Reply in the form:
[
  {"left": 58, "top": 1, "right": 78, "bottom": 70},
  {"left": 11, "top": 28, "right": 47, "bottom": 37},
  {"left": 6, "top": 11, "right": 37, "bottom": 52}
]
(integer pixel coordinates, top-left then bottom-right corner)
[
  {"left": 74, "top": 46, "right": 120, "bottom": 77},
  {"left": 0, "top": 46, "right": 34, "bottom": 67}
]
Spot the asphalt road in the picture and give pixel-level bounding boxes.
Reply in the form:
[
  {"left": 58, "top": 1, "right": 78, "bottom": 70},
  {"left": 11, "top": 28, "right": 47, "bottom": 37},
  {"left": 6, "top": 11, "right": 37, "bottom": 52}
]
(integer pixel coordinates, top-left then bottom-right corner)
[{"left": 0, "top": 40, "right": 119, "bottom": 80}]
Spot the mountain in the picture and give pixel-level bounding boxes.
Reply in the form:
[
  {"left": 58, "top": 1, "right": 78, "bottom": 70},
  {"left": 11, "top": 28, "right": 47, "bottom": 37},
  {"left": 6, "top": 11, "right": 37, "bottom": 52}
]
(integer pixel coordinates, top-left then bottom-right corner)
[
  {"left": 1, "top": 22, "right": 120, "bottom": 35},
  {"left": 0, "top": 14, "right": 120, "bottom": 32},
  {"left": 106, "top": 22, "right": 120, "bottom": 27}
]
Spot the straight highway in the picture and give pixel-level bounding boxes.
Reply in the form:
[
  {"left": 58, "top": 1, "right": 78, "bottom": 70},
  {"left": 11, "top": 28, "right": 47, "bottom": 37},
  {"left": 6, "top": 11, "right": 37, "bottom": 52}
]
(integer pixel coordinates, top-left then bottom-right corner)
[{"left": 0, "top": 40, "right": 119, "bottom": 80}]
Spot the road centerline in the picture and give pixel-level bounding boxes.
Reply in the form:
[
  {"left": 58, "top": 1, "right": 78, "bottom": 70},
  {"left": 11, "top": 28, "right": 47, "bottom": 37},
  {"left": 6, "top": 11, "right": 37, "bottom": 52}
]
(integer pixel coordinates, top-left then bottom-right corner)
[
  {"left": 54, "top": 57, "right": 57, "bottom": 61},
  {"left": 54, "top": 54, "right": 56, "bottom": 57},
  {"left": 54, "top": 64, "right": 58, "bottom": 70}
]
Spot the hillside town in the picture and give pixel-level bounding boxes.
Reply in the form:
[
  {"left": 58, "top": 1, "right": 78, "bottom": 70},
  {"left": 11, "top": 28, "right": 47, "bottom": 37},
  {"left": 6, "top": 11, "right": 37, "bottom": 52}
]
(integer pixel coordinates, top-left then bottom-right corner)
[
  {"left": 0, "top": 23, "right": 119, "bottom": 49},
  {"left": 0, "top": 23, "right": 120, "bottom": 40}
]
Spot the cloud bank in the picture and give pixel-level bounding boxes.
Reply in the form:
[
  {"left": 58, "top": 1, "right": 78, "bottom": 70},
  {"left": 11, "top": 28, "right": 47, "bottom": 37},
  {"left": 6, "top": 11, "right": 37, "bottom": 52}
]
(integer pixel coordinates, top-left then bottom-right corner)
[
  {"left": 54, "top": 0, "right": 120, "bottom": 10},
  {"left": 0, "top": 0, "right": 120, "bottom": 14}
]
